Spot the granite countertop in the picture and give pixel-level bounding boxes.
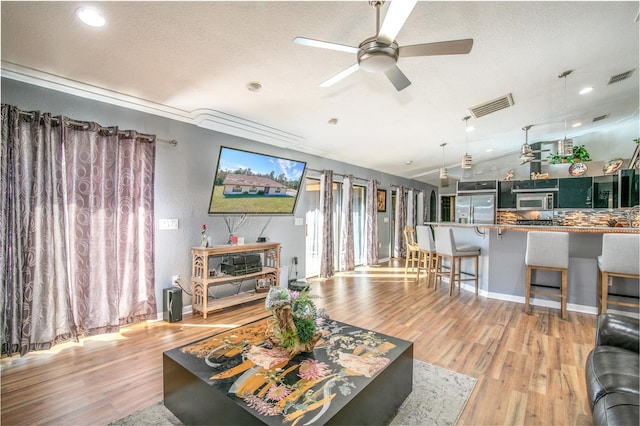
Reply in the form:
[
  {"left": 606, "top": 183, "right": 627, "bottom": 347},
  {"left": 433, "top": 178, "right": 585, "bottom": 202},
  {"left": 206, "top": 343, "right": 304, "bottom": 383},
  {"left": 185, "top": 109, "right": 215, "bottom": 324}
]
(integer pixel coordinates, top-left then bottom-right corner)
[{"left": 424, "top": 222, "right": 640, "bottom": 234}]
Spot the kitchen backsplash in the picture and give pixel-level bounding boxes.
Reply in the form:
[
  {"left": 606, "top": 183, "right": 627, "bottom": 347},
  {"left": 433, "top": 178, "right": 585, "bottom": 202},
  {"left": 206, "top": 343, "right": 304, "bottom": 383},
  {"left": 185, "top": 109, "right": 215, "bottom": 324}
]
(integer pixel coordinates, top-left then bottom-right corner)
[{"left": 497, "top": 209, "right": 633, "bottom": 227}]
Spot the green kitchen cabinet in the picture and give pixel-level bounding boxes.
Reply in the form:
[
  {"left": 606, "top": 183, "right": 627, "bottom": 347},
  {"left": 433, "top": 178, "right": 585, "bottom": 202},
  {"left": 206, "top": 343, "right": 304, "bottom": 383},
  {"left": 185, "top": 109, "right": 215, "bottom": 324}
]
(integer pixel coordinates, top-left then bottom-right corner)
[
  {"left": 558, "top": 177, "right": 593, "bottom": 208},
  {"left": 621, "top": 169, "right": 639, "bottom": 208},
  {"left": 498, "top": 181, "right": 516, "bottom": 209},
  {"left": 593, "top": 174, "right": 619, "bottom": 208}
]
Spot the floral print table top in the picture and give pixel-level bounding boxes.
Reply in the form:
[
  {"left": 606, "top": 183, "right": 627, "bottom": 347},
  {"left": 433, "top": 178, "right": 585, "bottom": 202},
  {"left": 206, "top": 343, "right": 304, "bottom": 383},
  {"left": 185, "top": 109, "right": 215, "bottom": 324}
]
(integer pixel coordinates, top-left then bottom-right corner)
[{"left": 175, "top": 317, "right": 412, "bottom": 425}]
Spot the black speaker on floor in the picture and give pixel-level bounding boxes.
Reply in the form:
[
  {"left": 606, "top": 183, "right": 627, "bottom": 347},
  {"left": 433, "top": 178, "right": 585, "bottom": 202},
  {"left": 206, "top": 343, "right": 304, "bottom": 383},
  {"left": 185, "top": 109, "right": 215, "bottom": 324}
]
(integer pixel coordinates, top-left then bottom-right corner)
[{"left": 163, "top": 288, "right": 182, "bottom": 323}]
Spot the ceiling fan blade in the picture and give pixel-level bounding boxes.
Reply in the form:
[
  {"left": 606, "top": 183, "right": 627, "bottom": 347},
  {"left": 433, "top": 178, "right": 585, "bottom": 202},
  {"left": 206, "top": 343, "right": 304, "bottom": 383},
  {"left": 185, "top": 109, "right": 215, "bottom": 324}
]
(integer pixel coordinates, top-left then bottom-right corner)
[
  {"left": 320, "top": 63, "right": 360, "bottom": 87},
  {"left": 377, "top": 0, "right": 418, "bottom": 46},
  {"left": 293, "top": 37, "right": 360, "bottom": 54},
  {"left": 399, "top": 38, "right": 474, "bottom": 57},
  {"left": 384, "top": 65, "right": 411, "bottom": 91}
]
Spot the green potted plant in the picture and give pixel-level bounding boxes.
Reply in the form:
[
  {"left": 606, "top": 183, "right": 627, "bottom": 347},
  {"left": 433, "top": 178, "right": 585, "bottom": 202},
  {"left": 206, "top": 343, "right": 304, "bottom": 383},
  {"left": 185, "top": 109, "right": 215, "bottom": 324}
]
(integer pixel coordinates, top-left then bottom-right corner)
[{"left": 548, "top": 144, "right": 591, "bottom": 164}]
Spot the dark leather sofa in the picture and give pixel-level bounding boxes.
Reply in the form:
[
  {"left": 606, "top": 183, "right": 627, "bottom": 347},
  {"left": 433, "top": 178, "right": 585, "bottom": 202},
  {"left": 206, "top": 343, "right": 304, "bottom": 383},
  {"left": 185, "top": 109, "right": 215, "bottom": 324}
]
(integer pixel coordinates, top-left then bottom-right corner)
[{"left": 585, "top": 313, "right": 639, "bottom": 425}]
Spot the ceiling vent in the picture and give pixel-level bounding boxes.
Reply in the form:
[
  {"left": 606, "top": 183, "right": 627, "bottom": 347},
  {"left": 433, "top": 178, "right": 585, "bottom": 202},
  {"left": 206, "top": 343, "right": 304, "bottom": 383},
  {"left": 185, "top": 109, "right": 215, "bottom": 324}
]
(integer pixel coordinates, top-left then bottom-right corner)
[
  {"left": 468, "top": 93, "right": 514, "bottom": 118},
  {"left": 592, "top": 114, "right": 609, "bottom": 122},
  {"left": 607, "top": 69, "right": 635, "bottom": 85}
]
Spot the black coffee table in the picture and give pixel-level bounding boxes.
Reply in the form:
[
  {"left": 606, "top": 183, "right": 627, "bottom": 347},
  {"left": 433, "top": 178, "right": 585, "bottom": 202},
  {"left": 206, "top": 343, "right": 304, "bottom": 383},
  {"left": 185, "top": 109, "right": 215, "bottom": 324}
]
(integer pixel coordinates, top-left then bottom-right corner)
[{"left": 163, "top": 317, "right": 413, "bottom": 425}]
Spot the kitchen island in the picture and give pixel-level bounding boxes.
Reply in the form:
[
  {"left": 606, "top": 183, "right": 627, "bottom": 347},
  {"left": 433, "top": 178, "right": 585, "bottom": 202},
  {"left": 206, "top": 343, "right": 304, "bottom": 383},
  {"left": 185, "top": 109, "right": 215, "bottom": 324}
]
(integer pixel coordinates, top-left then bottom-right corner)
[{"left": 424, "top": 222, "right": 639, "bottom": 314}]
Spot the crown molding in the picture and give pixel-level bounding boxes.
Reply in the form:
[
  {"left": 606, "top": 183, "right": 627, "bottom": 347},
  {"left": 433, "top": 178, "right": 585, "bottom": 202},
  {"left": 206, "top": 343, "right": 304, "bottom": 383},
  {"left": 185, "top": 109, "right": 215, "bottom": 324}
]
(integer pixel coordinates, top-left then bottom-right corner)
[{"left": 1, "top": 61, "right": 304, "bottom": 148}]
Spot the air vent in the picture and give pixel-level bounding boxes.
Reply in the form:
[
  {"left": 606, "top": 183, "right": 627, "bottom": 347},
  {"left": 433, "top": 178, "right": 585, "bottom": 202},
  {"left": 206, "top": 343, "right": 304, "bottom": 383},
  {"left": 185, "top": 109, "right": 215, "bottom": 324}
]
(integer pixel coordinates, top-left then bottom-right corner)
[
  {"left": 592, "top": 114, "right": 608, "bottom": 122},
  {"left": 468, "top": 93, "right": 514, "bottom": 119},
  {"left": 607, "top": 69, "right": 635, "bottom": 85}
]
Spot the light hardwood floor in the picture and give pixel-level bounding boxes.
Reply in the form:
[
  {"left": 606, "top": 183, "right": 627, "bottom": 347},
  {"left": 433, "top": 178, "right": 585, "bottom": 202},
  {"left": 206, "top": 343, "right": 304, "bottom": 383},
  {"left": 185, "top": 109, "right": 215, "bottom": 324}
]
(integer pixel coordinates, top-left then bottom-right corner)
[{"left": 1, "top": 259, "right": 597, "bottom": 425}]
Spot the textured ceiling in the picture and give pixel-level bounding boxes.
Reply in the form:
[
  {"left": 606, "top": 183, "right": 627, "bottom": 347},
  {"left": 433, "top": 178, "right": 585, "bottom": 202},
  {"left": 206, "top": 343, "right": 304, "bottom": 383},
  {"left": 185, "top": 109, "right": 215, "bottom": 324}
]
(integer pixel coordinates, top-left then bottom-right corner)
[{"left": 2, "top": 1, "right": 639, "bottom": 185}]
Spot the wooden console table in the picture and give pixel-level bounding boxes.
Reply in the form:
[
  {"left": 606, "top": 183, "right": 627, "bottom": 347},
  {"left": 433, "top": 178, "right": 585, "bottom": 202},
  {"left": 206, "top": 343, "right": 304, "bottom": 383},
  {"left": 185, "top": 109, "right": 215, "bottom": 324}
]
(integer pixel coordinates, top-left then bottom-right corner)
[{"left": 191, "top": 242, "right": 280, "bottom": 318}]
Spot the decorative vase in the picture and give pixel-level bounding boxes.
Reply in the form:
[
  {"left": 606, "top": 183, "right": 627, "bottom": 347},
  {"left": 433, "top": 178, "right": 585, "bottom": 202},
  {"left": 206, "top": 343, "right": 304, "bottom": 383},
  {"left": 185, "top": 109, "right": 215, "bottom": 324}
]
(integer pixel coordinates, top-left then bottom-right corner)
[{"left": 201, "top": 224, "right": 209, "bottom": 247}]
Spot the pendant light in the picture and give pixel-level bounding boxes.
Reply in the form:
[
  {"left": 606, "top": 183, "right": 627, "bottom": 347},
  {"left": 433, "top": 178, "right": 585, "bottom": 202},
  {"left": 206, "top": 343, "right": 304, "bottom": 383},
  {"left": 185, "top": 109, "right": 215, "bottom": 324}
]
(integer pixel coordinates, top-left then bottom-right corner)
[
  {"left": 439, "top": 142, "right": 449, "bottom": 187},
  {"left": 520, "top": 125, "right": 535, "bottom": 163},
  {"left": 557, "top": 70, "right": 574, "bottom": 157},
  {"left": 461, "top": 116, "right": 473, "bottom": 169}
]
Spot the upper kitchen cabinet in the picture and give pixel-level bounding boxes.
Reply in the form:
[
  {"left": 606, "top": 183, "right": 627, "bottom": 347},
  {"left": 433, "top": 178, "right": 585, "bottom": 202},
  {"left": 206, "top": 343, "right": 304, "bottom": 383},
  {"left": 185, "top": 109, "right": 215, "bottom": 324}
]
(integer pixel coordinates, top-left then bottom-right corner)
[
  {"left": 558, "top": 177, "right": 593, "bottom": 208},
  {"left": 498, "top": 181, "right": 516, "bottom": 209},
  {"left": 593, "top": 174, "right": 619, "bottom": 208},
  {"left": 512, "top": 179, "right": 559, "bottom": 192},
  {"left": 620, "top": 169, "right": 639, "bottom": 208}
]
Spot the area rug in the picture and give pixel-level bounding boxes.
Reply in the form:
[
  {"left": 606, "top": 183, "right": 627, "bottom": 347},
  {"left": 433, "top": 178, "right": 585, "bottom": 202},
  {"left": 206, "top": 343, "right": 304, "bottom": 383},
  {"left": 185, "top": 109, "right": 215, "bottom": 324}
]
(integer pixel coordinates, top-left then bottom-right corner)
[{"left": 110, "top": 360, "right": 476, "bottom": 426}]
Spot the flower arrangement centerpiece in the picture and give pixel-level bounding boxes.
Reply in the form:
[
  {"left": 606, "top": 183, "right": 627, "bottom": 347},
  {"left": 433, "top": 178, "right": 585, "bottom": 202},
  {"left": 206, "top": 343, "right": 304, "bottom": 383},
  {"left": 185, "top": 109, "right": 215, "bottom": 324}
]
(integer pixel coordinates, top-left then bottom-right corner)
[{"left": 264, "top": 286, "right": 325, "bottom": 356}]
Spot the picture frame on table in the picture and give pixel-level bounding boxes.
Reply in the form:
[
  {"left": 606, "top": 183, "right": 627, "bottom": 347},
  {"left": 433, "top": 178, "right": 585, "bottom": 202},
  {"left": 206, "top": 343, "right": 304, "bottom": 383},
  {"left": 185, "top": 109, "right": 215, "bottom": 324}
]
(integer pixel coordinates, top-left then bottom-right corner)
[{"left": 377, "top": 189, "right": 387, "bottom": 212}]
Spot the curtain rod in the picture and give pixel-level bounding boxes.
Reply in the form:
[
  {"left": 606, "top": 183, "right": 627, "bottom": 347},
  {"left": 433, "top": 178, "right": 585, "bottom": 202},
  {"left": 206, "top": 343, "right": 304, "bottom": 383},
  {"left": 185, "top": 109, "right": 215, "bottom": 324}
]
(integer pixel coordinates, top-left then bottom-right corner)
[
  {"left": 306, "top": 168, "right": 380, "bottom": 184},
  {"left": 391, "top": 184, "right": 423, "bottom": 193},
  {"left": 17, "top": 111, "right": 178, "bottom": 146}
]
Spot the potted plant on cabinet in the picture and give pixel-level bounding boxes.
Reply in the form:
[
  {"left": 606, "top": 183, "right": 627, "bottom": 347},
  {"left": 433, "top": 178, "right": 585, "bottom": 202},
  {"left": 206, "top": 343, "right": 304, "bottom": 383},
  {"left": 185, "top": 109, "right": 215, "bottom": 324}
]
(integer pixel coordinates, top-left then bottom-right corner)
[{"left": 548, "top": 144, "right": 592, "bottom": 164}]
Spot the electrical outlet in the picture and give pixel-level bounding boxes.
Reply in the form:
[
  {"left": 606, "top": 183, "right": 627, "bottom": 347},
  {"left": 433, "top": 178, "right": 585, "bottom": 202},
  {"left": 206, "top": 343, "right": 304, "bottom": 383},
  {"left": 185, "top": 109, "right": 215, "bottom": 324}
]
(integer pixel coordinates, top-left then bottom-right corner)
[{"left": 171, "top": 275, "right": 180, "bottom": 287}]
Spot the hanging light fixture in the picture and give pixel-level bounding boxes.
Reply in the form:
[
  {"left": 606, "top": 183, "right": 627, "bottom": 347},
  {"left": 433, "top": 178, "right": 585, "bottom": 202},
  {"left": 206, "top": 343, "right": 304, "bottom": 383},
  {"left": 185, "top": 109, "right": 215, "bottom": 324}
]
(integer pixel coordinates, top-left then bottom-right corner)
[
  {"left": 461, "top": 116, "right": 473, "bottom": 169},
  {"left": 557, "top": 70, "right": 574, "bottom": 157},
  {"left": 439, "top": 142, "right": 449, "bottom": 187},
  {"left": 520, "top": 125, "right": 535, "bottom": 163}
]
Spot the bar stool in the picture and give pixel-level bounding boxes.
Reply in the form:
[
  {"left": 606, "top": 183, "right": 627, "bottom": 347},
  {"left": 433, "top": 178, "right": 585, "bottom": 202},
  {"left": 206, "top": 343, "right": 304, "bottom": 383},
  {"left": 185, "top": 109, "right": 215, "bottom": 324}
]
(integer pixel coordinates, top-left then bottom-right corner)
[
  {"left": 524, "top": 231, "right": 569, "bottom": 320},
  {"left": 434, "top": 227, "right": 481, "bottom": 296},
  {"left": 597, "top": 233, "right": 640, "bottom": 314},
  {"left": 415, "top": 225, "right": 437, "bottom": 286},
  {"left": 403, "top": 226, "right": 420, "bottom": 275}
]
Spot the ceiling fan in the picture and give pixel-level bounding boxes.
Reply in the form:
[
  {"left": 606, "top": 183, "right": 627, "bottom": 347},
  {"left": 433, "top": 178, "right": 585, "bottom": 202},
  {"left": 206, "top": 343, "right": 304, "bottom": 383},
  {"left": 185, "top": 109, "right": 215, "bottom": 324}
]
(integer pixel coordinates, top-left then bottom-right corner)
[{"left": 293, "top": 0, "right": 473, "bottom": 91}]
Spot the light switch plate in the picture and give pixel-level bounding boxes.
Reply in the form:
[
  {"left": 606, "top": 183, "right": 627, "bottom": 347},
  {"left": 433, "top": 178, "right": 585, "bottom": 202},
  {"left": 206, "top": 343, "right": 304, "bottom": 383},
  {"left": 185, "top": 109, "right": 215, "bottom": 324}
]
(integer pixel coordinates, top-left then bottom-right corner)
[
  {"left": 294, "top": 217, "right": 303, "bottom": 226},
  {"left": 159, "top": 219, "right": 179, "bottom": 230}
]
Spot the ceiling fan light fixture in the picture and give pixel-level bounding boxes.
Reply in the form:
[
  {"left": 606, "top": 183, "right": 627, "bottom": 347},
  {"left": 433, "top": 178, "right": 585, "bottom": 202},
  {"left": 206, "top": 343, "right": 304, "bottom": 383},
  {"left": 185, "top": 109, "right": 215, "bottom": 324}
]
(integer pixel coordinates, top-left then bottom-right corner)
[
  {"left": 357, "top": 39, "right": 399, "bottom": 72},
  {"left": 519, "top": 124, "right": 535, "bottom": 163}
]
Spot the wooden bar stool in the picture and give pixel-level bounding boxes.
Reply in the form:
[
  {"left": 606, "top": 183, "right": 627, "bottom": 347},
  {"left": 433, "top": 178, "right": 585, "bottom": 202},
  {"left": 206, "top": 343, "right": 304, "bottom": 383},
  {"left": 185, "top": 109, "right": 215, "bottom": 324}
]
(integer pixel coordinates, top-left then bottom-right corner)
[
  {"left": 403, "top": 226, "right": 421, "bottom": 275},
  {"left": 597, "top": 233, "right": 640, "bottom": 314},
  {"left": 434, "top": 227, "right": 480, "bottom": 296},
  {"left": 415, "top": 225, "right": 437, "bottom": 286},
  {"left": 525, "top": 231, "right": 569, "bottom": 320}
]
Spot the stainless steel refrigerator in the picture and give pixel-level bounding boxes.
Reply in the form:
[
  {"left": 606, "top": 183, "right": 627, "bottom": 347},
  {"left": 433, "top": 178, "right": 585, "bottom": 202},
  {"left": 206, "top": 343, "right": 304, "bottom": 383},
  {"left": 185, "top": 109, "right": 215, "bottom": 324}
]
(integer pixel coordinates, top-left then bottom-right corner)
[{"left": 455, "top": 194, "right": 496, "bottom": 224}]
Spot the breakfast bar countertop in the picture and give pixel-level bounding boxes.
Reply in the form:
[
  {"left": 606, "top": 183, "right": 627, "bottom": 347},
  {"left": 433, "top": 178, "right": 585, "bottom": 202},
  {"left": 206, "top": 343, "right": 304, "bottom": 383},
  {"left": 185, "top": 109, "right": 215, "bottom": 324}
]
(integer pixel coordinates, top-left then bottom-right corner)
[
  {"left": 420, "top": 222, "right": 638, "bottom": 314},
  {"left": 424, "top": 222, "right": 640, "bottom": 234}
]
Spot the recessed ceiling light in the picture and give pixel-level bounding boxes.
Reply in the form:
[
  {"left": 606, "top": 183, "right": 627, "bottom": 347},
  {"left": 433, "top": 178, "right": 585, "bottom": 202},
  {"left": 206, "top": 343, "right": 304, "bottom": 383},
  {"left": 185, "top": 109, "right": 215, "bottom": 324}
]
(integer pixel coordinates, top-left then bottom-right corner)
[
  {"left": 572, "top": 122, "right": 582, "bottom": 128},
  {"left": 465, "top": 125, "right": 475, "bottom": 132},
  {"left": 246, "top": 81, "right": 263, "bottom": 92},
  {"left": 76, "top": 7, "right": 105, "bottom": 27},
  {"left": 328, "top": 118, "right": 338, "bottom": 125},
  {"left": 405, "top": 160, "right": 413, "bottom": 165},
  {"left": 486, "top": 148, "right": 494, "bottom": 153},
  {"left": 579, "top": 87, "right": 593, "bottom": 95}
]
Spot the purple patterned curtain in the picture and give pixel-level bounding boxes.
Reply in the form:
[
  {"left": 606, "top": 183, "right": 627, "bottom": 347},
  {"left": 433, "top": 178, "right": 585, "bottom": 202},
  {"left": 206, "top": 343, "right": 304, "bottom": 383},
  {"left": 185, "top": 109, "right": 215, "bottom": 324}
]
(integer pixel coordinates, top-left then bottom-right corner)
[
  {"left": 1, "top": 106, "right": 77, "bottom": 355},
  {"left": 319, "top": 170, "right": 334, "bottom": 278},
  {"left": 63, "top": 124, "right": 156, "bottom": 335},
  {"left": 406, "top": 188, "right": 415, "bottom": 228},
  {"left": 1, "top": 105, "right": 156, "bottom": 355},
  {"left": 339, "top": 175, "right": 354, "bottom": 271},
  {"left": 394, "top": 186, "right": 406, "bottom": 258},
  {"left": 365, "top": 180, "right": 379, "bottom": 265}
]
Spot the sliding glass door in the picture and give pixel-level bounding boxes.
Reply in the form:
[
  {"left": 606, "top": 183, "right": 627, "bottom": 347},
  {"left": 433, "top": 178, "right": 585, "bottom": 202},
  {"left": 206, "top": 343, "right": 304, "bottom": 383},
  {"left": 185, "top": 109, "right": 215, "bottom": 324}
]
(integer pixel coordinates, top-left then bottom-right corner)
[{"left": 304, "top": 178, "right": 367, "bottom": 278}]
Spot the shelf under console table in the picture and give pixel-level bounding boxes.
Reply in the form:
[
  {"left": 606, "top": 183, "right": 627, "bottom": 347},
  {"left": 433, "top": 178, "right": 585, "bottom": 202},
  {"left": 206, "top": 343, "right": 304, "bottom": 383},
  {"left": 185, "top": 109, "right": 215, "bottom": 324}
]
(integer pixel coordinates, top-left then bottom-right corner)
[{"left": 191, "top": 242, "right": 280, "bottom": 319}]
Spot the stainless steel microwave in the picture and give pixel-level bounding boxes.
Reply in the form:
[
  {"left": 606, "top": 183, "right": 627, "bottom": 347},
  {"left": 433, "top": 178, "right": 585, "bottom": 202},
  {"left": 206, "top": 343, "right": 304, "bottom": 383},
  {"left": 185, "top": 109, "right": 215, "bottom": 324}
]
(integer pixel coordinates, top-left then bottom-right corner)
[{"left": 516, "top": 193, "right": 554, "bottom": 210}]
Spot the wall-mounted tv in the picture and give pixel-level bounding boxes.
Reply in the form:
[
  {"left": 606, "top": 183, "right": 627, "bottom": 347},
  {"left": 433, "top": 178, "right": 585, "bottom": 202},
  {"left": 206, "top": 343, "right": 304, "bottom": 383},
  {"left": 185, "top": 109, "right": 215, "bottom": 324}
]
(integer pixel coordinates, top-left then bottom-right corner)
[{"left": 208, "top": 146, "right": 307, "bottom": 215}]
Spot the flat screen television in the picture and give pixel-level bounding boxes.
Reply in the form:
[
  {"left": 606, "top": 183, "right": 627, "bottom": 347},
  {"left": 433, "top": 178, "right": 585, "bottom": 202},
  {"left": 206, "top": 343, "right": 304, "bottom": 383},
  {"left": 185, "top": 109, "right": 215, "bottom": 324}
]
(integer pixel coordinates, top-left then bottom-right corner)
[{"left": 208, "top": 146, "right": 307, "bottom": 215}]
